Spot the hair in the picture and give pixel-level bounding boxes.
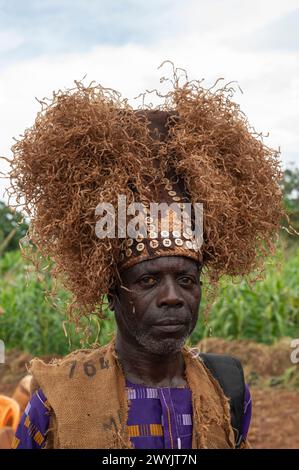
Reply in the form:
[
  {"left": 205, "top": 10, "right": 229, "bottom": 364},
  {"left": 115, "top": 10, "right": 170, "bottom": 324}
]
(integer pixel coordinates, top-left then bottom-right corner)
[{"left": 8, "top": 65, "right": 285, "bottom": 321}]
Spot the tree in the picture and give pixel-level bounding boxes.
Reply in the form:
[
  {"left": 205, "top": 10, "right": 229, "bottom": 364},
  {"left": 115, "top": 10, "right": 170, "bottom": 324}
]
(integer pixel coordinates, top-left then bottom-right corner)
[
  {"left": 0, "top": 202, "right": 28, "bottom": 255},
  {"left": 280, "top": 164, "right": 299, "bottom": 243}
]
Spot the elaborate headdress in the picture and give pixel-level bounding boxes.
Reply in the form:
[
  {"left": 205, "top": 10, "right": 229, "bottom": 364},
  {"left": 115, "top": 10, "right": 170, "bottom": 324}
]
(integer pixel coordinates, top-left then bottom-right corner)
[{"left": 9, "top": 67, "right": 285, "bottom": 318}]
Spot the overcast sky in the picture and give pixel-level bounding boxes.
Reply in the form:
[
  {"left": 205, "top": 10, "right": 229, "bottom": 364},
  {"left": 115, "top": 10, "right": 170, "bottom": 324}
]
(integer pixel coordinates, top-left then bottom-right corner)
[{"left": 1, "top": 0, "right": 299, "bottom": 201}]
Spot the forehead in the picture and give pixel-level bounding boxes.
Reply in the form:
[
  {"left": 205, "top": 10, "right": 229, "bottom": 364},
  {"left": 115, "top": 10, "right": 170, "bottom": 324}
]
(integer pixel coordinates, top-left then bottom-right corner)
[{"left": 123, "top": 256, "right": 200, "bottom": 278}]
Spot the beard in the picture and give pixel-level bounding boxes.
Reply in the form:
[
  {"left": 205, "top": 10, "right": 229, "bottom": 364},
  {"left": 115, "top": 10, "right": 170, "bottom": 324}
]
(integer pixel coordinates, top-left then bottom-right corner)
[
  {"left": 115, "top": 303, "right": 198, "bottom": 357},
  {"left": 133, "top": 326, "right": 190, "bottom": 356}
]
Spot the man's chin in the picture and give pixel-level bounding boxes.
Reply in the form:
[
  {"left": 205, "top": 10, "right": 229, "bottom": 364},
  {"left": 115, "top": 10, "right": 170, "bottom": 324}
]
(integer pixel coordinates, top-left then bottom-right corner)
[{"left": 137, "top": 333, "right": 187, "bottom": 356}]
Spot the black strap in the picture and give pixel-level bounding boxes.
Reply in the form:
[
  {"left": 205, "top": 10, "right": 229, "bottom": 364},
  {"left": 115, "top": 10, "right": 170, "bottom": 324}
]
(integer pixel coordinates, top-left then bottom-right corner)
[{"left": 198, "top": 352, "right": 246, "bottom": 448}]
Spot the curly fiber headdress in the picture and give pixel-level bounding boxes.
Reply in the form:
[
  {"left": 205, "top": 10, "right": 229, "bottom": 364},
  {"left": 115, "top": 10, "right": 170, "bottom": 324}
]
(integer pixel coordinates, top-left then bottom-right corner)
[{"left": 9, "top": 69, "right": 285, "bottom": 318}]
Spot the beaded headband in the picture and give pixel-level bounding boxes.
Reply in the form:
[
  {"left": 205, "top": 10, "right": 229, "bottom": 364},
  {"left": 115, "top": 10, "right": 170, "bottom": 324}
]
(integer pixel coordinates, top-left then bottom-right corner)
[{"left": 116, "top": 110, "right": 203, "bottom": 272}]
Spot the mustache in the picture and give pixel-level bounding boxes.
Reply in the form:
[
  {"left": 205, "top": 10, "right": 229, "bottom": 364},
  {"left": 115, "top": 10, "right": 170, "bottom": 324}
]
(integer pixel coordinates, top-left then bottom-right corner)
[{"left": 145, "top": 309, "right": 193, "bottom": 326}]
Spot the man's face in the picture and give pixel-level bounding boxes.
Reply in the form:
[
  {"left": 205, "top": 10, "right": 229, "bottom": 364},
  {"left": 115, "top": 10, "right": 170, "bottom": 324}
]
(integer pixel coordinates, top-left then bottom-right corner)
[{"left": 110, "top": 256, "right": 202, "bottom": 355}]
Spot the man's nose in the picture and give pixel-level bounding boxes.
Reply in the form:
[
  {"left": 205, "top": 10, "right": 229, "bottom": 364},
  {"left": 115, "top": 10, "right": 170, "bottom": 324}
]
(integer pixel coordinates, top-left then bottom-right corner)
[{"left": 156, "top": 278, "right": 184, "bottom": 309}]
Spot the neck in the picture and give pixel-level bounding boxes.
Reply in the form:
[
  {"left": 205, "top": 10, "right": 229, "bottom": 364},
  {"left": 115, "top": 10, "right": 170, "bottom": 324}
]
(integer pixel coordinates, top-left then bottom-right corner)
[{"left": 115, "top": 331, "right": 187, "bottom": 387}]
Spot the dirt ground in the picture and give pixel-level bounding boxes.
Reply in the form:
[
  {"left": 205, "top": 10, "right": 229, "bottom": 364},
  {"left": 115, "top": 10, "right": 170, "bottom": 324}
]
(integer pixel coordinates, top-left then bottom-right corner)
[
  {"left": 197, "top": 337, "right": 299, "bottom": 449},
  {"left": 248, "top": 388, "right": 299, "bottom": 449},
  {"left": 1, "top": 339, "right": 299, "bottom": 449}
]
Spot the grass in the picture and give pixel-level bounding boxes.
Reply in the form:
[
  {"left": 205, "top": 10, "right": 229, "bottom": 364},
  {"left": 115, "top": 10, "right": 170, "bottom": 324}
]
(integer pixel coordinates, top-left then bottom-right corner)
[
  {"left": 0, "top": 245, "right": 298, "bottom": 356},
  {"left": 190, "top": 245, "right": 299, "bottom": 345}
]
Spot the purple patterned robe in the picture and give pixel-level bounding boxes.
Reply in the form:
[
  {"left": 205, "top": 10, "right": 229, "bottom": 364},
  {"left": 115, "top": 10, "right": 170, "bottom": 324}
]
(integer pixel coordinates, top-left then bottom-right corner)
[{"left": 12, "top": 380, "right": 252, "bottom": 449}]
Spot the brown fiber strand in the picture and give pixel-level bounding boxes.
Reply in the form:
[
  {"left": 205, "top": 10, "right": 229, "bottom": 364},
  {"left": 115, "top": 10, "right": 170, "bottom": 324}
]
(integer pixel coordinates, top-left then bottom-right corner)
[{"left": 5, "top": 63, "right": 285, "bottom": 323}]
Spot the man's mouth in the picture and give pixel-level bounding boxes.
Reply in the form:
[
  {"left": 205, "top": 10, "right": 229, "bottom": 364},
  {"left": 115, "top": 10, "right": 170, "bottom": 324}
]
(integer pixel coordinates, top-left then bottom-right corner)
[{"left": 151, "top": 319, "right": 187, "bottom": 333}]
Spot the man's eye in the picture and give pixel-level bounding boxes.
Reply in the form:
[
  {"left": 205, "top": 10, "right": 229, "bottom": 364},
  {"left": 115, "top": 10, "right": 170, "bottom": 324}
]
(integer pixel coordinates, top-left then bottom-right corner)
[
  {"left": 179, "top": 277, "right": 195, "bottom": 286},
  {"left": 139, "top": 276, "right": 156, "bottom": 286}
]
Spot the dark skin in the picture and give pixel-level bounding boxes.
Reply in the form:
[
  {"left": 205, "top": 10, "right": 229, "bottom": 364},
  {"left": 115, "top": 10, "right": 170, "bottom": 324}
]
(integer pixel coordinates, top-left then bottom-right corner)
[{"left": 109, "top": 256, "right": 202, "bottom": 388}]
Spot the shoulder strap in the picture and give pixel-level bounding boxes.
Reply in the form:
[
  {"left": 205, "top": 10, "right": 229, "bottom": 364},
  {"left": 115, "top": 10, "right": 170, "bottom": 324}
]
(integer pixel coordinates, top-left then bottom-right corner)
[{"left": 198, "top": 352, "right": 245, "bottom": 448}]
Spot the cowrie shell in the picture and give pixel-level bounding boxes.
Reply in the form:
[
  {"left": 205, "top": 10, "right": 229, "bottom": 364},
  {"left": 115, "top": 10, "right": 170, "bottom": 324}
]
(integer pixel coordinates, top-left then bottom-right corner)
[
  {"left": 173, "top": 230, "right": 181, "bottom": 238},
  {"left": 161, "top": 230, "right": 169, "bottom": 238},
  {"left": 149, "top": 231, "right": 158, "bottom": 239}
]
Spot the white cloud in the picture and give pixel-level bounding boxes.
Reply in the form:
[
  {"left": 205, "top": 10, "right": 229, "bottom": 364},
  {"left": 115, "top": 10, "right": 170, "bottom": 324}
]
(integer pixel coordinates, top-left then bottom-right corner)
[
  {"left": 1, "top": 0, "right": 299, "bottom": 202},
  {"left": 179, "top": 0, "right": 299, "bottom": 38},
  {"left": 0, "top": 29, "right": 24, "bottom": 52}
]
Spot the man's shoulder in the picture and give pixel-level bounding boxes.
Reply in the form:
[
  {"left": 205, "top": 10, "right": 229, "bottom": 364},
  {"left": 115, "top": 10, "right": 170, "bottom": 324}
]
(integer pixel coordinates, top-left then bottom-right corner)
[
  {"left": 187, "top": 347, "right": 245, "bottom": 395},
  {"left": 190, "top": 348, "right": 247, "bottom": 448},
  {"left": 187, "top": 346, "right": 243, "bottom": 367},
  {"left": 29, "top": 340, "right": 113, "bottom": 381}
]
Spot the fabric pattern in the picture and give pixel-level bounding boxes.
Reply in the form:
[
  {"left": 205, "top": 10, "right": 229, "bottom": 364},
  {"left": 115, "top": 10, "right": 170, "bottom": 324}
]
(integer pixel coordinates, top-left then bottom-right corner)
[{"left": 12, "top": 380, "right": 252, "bottom": 449}]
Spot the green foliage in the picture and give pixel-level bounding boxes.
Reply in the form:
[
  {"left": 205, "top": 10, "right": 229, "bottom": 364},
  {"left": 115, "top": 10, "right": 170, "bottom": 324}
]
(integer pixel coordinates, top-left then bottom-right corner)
[
  {"left": 0, "top": 202, "right": 28, "bottom": 254},
  {"left": 190, "top": 247, "right": 299, "bottom": 345},
  {"left": 267, "top": 366, "right": 299, "bottom": 390},
  {"left": 280, "top": 164, "right": 299, "bottom": 244},
  {"left": 0, "top": 250, "right": 115, "bottom": 356},
  {"left": 0, "top": 247, "right": 298, "bottom": 356},
  {"left": 282, "top": 164, "right": 299, "bottom": 212},
  {"left": 0, "top": 165, "right": 298, "bottom": 356}
]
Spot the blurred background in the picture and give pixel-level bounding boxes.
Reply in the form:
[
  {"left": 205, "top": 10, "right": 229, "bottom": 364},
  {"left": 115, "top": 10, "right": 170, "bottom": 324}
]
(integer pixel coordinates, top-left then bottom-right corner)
[{"left": 0, "top": 0, "right": 298, "bottom": 449}]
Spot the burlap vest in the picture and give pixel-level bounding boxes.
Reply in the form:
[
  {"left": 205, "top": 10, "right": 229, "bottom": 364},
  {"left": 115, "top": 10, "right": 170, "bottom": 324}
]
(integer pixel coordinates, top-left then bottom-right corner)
[{"left": 29, "top": 339, "right": 235, "bottom": 449}]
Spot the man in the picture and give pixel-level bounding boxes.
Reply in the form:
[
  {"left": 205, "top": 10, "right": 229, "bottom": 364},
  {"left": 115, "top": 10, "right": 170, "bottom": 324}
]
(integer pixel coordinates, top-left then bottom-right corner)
[
  {"left": 9, "top": 71, "right": 283, "bottom": 448},
  {"left": 13, "top": 254, "right": 251, "bottom": 449}
]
